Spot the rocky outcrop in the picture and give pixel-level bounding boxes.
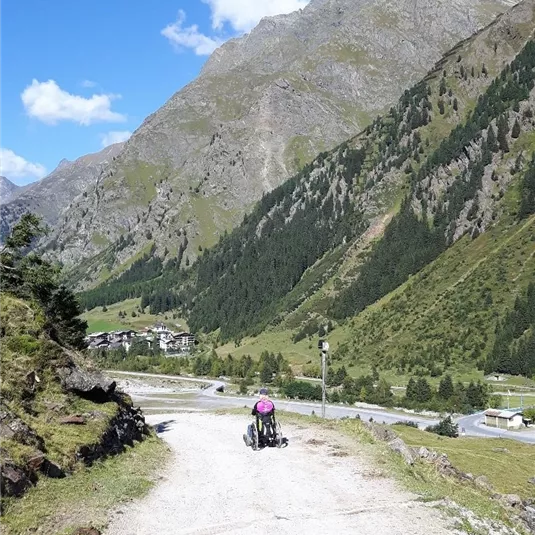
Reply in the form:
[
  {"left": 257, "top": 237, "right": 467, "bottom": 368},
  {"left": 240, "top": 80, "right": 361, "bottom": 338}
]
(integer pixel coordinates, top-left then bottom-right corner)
[
  {"left": 0, "top": 404, "right": 46, "bottom": 451},
  {"left": 77, "top": 403, "right": 148, "bottom": 466},
  {"left": 57, "top": 363, "right": 116, "bottom": 401},
  {"left": 46, "top": 0, "right": 514, "bottom": 285}
]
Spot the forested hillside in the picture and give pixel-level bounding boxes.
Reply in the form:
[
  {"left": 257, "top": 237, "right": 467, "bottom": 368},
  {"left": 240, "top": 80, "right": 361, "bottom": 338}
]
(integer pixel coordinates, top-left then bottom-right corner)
[{"left": 80, "top": 0, "right": 534, "bottom": 367}]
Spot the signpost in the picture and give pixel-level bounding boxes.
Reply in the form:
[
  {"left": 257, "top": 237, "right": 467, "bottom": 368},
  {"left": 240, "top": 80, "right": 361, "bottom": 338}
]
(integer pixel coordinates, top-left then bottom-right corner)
[{"left": 318, "top": 339, "right": 329, "bottom": 418}]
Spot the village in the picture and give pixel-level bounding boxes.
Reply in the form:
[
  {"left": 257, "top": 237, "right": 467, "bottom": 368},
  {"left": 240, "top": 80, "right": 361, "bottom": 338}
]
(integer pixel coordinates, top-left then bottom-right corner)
[{"left": 86, "top": 322, "right": 196, "bottom": 355}]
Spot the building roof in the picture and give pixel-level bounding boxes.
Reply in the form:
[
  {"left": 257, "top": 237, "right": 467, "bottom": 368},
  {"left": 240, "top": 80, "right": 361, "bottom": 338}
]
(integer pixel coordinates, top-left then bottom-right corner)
[{"left": 485, "top": 409, "right": 523, "bottom": 419}]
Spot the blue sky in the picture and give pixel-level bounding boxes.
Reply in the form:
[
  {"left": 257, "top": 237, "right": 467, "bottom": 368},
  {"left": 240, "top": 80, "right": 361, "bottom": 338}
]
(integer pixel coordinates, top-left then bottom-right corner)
[{"left": 1, "top": 0, "right": 309, "bottom": 186}]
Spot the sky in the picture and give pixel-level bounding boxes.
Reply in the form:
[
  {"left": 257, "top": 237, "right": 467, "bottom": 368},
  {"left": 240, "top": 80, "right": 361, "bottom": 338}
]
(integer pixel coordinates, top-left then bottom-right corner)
[{"left": 1, "top": 0, "right": 309, "bottom": 186}]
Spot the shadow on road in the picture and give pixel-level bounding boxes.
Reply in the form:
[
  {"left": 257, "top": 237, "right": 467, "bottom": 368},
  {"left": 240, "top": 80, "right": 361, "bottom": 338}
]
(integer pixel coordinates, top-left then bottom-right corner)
[{"left": 153, "top": 420, "right": 176, "bottom": 435}]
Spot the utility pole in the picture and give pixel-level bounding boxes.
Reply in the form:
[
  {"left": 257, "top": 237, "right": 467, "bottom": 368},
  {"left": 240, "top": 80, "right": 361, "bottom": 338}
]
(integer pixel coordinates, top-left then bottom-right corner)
[{"left": 318, "top": 339, "right": 329, "bottom": 418}]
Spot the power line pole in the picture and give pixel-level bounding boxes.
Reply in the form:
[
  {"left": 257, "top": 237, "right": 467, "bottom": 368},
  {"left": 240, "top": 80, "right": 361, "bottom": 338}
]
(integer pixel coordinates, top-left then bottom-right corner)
[{"left": 318, "top": 340, "right": 329, "bottom": 418}]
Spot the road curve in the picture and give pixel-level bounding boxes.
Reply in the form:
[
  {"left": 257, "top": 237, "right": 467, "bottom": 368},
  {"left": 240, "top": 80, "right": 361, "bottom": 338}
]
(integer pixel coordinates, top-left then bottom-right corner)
[{"left": 109, "top": 371, "right": 535, "bottom": 444}]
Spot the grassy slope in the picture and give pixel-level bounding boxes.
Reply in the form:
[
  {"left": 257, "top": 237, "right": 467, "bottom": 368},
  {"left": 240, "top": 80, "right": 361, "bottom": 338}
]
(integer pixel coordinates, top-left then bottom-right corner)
[
  {"left": 0, "top": 294, "right": 167, "bottom": 534},
  {"left": 1, "top": 435, "right": 169, "bottom": 535}
]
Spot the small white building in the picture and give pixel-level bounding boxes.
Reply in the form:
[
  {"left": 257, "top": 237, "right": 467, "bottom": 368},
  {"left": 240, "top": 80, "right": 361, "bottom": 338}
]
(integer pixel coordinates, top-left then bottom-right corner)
[{"left": 484, "top": 409, "right": 524, "bottom": 430}]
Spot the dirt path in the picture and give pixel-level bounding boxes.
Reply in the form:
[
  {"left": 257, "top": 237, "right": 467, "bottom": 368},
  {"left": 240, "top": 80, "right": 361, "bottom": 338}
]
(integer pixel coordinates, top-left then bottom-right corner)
[{"left": 105, "top": 413, "right": 456, "bottom": 535}]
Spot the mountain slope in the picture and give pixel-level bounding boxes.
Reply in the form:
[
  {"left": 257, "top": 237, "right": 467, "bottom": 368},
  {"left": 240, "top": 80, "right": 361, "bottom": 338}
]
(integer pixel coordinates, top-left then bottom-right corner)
[
  {"left": 0, "top": 143, "right": 124, "bottom": 243},
  {"left": 50, "top": 0, "right": 514, "bottom": 286},
  {"left": 0, "top": 177, "right": 21, "bottom": 204},
  {"left": 79, "top": 0, "right": 534, "bottom": 356}
]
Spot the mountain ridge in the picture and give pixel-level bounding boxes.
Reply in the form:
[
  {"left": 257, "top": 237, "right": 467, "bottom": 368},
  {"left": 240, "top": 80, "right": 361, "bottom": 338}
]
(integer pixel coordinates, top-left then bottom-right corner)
[{"left": 46, "top": 0, "right": 514, "bottom": 287}]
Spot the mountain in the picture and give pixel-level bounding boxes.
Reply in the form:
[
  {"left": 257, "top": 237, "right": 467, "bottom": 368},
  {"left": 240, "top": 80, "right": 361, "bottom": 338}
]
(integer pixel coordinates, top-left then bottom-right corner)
[
  {"left": 49, "top": 0, "right": 514, "bottom": 287},
  {"left": 80, "top": 0, "right": 535, "bottom": 380},
  {"left": 0, "top": 143, "right": 124, "bottom": 243},
  {"left": 0, "top": 176, "right": 21, "bottom": 204}
]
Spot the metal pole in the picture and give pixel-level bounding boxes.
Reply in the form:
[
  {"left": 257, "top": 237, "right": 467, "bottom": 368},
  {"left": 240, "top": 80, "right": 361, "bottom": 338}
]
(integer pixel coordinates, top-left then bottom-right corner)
[{"left": 321, "top": 349, "right": 326, "bottom": 418}]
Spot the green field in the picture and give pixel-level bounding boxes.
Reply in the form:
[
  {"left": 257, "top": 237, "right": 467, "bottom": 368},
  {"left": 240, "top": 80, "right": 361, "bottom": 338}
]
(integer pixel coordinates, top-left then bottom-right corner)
[{"left": 82, "top": 298, "right": 189, "bottom": 334}]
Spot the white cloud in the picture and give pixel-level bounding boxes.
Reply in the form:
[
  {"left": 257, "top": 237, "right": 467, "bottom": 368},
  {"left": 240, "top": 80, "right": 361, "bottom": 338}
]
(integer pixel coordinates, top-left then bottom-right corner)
[
  {"left": 21, "top": 79, "right": 127, "bottom": 126},
  {"left": 0, "top": 148, "right": 47, "bottom": 183},
  {"left": 81, "top": 79, "right": 97, "bottom": 88},
  {"left": 204, "top": 0, "right": 309, "bottom": 32},
  {"left": 162, "top": 10, "right": 224, "bottom": 56},
  {"left": 100, "top": 130, "right": 132, "bottom": 148},
  {"left": 162, "top": 1, "right": 309, "bottom": 55}
]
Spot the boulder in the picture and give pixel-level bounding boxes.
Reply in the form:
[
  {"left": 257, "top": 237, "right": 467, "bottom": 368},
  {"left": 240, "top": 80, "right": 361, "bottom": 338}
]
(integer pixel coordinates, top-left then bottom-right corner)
[
  {"left": 366, "top": 422, "right": 397, "bottom": 442},
  {"left": 388, "top": 437, "right": 416, "bottom": 465},
  {"left": 58, "top": 364, "right": 116, "bottom": 402},
  {"left": 499, "top": 494, "right": 523, "bottom": 508},
  {"left": 0, "top": 460, "right": 33, "bottom": 497},
  {"left": 26, "top": 451, "right": 45, "bottom": 472},
  {"left": 41, "top": 459, "right": 65, "bottom": 478},
  {"left": 528, "top": 477, "right": 535, "bottom": 486},
  {"left": 59, "top": 415, "right": 86, "bottom": 425}
]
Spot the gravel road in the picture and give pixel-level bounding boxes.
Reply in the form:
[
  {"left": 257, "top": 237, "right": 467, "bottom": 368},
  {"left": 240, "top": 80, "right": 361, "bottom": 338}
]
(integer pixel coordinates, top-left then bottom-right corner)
[{"left": 105, "top": 412, "right": 456, "bottom": 535}]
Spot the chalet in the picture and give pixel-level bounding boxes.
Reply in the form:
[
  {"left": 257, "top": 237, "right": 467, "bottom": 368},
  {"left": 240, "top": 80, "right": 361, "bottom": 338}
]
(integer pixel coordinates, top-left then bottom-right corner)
[
  {"left": 484, "top": 409, "right": 524, "bottom": 430},
  {"left": 174, "top": 332, "right": 195, "bottom": 347}
]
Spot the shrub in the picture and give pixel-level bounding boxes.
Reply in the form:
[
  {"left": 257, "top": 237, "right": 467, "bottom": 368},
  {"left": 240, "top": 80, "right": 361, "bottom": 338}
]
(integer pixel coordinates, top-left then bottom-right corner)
[{"left": 425, "top": 416, "right": 459, "bottom": 438}]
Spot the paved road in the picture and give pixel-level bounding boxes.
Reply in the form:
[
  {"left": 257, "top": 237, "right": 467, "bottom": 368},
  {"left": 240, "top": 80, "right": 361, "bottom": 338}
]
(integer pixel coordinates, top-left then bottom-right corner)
[
  {"left": 109, "top": 371, "right": 535, "bottom": 444},
  {"left": 457, "top": 411, "right": 535, "bottom": 444}
]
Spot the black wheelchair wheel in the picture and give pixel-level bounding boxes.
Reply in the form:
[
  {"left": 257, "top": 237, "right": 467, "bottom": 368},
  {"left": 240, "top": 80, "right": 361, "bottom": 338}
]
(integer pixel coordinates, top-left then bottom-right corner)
[
  {"left": 251, "top": 423, "right": 259, "bottom": 451},
  {"left": 274, "top": 422, "right": 283, "bottom": 448}
]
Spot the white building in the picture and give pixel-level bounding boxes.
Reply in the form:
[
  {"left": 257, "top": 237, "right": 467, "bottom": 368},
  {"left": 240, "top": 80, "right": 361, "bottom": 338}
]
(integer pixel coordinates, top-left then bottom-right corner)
[{"left": 484, "top": 409, "right": 524, "bottom": 430}]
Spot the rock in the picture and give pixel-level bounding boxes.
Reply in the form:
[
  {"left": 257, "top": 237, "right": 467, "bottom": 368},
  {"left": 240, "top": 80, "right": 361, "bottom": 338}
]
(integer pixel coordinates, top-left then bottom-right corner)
[
  {"left": 0, "top": 460, "right": 33, "bottom": 497},
  {"left": 58, "top": 364, "right": 116, "bottom": 401},
  {"left": 520, "top": 505, "right": 535, "bottom": 532},
  {"left": 366, "top": 422, "right": 397, "bottom": 442},
  {"left": 388, "top": 437, "right": 416, "bottom": 465},
  {"left": 26, "top": 451, "right": 45, "bottom": 472},
  {"left": 499, "top": 493, "right": 522, "bottom": 508},
  {"left": 475, "top": 475, "right": 494, "bottom": 491},
  {"left": 0, "top": 404, "right": 46, "bottom": 451},
  {"left": 76, "top": 404, "right": 148, "bottom": 465},
  {"left": 492, "top": 447, "right": 510, "bottom": 454},
  {"left": 59, "top": 415, "right": 86, "bottom": 425},
  {"left": 41, "top": 459, "right": 65, "bottom": 478},
  {"left": 528, "top": 477, "right": 535, "bottom": 485}
]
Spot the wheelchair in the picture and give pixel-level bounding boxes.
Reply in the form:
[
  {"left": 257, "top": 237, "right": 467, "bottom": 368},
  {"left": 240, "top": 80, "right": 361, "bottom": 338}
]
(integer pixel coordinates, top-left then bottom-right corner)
[{"left": 243, "top": 413, "right": 286, "bottom": 450}]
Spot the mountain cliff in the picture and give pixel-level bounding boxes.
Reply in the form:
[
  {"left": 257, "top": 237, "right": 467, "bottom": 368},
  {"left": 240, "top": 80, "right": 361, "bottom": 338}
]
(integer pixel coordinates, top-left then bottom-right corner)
[
  {"left": 48, "top": 0, "right": 514, "bottom": 287},
  {"left": 0, "top": 177, "right": 21, "bottom": 204},
  {"left": 0, "top": 143, "right": 123, "bottom": 243}
]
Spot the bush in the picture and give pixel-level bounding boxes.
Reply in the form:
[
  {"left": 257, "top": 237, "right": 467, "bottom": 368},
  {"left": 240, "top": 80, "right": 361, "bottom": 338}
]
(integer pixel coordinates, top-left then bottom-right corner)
[
  {"left": 425, "top": 416, "right": 459, "bottom": 438},
  {"left": 395, "top": 420, "right": 418, "bottom": 428}
]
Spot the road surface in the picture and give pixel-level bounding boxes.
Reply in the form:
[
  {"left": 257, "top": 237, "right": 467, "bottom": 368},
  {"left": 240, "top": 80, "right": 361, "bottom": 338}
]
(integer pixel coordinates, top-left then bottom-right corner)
[
  {"left": 104, "top": 412, "right": 456, "bottom": 535},
  {"left": 109, "top": 371, "right": 535, "bottom": 444}
]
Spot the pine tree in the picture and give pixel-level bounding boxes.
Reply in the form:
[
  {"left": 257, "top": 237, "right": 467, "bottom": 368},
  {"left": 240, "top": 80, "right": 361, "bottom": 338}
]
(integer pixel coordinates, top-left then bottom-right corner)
[
  {"left": 438, "top": 375, "right": 454, "bottom": 400},
  {"left": 497, "top": 115, "right": 509, "bottom": 152},
  {"left": 453, "top": 98, "right": 458, "bottom": 112},
  {"left": 511, "top": 118, "right": 521, "bottom": 139}
]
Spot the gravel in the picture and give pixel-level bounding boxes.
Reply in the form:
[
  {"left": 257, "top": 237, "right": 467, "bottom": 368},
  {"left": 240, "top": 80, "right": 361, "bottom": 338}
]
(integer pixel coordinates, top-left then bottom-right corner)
[{"left": 105, "top": 412, "right": 456, "bottom": 535}]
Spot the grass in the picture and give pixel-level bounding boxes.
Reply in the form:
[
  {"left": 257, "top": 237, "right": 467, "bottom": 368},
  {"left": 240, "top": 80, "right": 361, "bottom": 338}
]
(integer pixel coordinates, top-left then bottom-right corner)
[
  {"left": 1, "top": 434, "right": 169, "bottom": 535},
  {"left": 393, "top": 424, "right": 535, "bottom": 500},
  {"left": 82, "top": 298, "right": 190, "bottom": 333}
]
